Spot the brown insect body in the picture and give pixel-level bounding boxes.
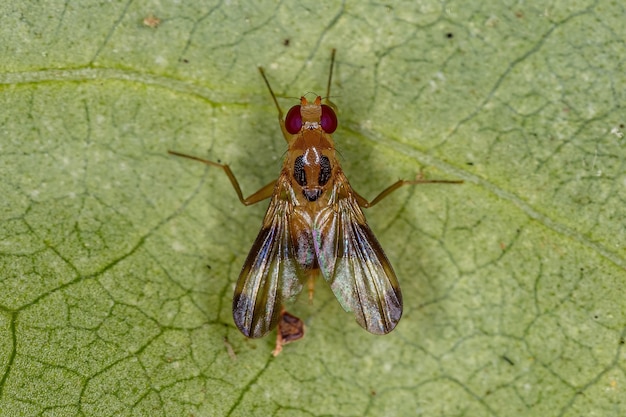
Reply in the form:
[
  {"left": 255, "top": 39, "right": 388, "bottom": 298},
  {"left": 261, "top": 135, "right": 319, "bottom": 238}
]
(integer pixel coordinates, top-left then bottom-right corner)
[
  {"left": 233, "top": 95, "right": 402, "bottom": 338},
  {"left": 169, "top": 50, "right": 461, "bottom": 349}
]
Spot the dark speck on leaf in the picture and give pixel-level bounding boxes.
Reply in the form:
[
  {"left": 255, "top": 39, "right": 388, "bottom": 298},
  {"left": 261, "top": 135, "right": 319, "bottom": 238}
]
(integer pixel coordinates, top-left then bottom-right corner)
[{"left": 502, "top": 356, "right": 514, "bottom": 366}]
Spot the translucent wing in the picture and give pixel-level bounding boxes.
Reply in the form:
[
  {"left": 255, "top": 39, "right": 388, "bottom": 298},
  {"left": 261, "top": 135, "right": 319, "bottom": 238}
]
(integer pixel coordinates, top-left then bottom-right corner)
[
  {"left": 315, "top": 181, "right": 403, "bottom": 334},
  {"left": 232, "top": 182, "right": 305, "bottom": 338}
]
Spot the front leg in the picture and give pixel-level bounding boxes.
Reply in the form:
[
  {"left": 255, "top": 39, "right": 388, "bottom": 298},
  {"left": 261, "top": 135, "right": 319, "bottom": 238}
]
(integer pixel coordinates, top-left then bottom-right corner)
[{"left": 168, "top": 150, "right": 276, "bottom": 205}]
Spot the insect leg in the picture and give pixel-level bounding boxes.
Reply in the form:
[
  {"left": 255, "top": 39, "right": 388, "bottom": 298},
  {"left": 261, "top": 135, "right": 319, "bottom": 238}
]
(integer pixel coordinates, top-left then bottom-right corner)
[
  {"left": 258, "top": 67, "right": 292, "bottom": 142},
  {"left": 306, "top": 269, "right": 317, "bottom": 302},
  {"left": 323, "top": 48, "right": 338, "bottom": 110},
  {"left": 168, "top": 150, "right": 276, "bottom": 205},
  {"left": 355, "top": 176, "right": 463, "bottom": 208}
]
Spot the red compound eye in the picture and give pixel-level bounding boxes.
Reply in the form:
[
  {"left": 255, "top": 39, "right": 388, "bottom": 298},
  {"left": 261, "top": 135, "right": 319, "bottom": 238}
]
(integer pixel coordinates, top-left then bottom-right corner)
[
  {"left": 320, "top": 104, "right": 337, "bottom": 133},
  {"left": 285, "top": 105, "right": 302, "bottom": 134}
]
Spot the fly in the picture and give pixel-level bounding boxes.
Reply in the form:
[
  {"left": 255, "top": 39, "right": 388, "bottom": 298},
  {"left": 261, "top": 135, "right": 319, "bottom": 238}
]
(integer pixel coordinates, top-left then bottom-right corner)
[{"left": 169, "top": 50, "right": 461, "bottom": 351}]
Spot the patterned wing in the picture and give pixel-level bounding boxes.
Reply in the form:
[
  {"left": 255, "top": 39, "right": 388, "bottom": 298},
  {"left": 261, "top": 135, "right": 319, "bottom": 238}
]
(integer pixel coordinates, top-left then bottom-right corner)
[
  {"left": 315, "top": 185, "right": 403, "bottom": 334},
  {"left": 232, "top": 186, "right": 305, "bottom": 338}
]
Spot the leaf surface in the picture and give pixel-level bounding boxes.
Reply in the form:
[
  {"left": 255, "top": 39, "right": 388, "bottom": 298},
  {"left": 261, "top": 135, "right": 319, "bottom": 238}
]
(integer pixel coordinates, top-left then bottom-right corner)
[{"left": 0, "top": 1, "right": 624, "bottom": 416}]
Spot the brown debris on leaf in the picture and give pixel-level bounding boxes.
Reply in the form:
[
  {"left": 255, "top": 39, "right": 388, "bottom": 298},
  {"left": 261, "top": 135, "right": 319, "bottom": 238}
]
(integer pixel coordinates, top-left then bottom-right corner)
[{"left": 272, "top": 310, "right": 305, "bottom": 356}]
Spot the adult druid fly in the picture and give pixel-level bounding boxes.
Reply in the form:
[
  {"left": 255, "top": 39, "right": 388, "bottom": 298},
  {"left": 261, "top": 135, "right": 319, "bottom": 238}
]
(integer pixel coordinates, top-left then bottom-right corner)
[{"left": 169, "top": 50, "right": 461, "bottom": 345}]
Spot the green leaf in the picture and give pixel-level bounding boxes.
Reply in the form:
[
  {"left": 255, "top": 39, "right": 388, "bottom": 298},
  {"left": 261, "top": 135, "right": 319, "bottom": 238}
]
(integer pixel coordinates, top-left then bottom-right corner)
[{"left": 1, "top": 1, "right": 624, "bottom": 416}]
